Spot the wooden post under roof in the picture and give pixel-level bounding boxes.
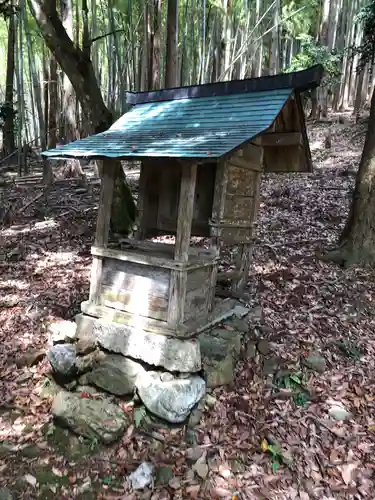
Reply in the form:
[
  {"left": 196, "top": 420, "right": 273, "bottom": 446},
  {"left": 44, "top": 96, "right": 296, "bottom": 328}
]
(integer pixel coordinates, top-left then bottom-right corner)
[
  {"left": 89, "top": 158, "right": 116, "bottom": 304},
  {"left": 174, "top": 162, "right": 197, "bottom": 262},
  {"left": 168, "top": 162, "right": 197, "bottom": 327}
]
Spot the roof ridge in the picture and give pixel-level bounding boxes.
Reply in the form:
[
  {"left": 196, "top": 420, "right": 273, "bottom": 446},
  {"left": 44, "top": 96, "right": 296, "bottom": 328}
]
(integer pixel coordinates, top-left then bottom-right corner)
[{"left": 126, "top": 65, "right": 323, "bottom": 105}]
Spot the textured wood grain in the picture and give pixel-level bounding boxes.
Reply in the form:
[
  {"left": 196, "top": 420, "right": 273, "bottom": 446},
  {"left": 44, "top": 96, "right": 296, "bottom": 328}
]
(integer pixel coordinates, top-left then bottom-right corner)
[
  {"left": 256, "top": 132, "right": 302, "bottom": 147},
  {"left": 175, "top": 163, "right": 197, "bottom": 262},
  {"left": 186, "top": 267, "right": 211, "bottom": 291},
  {"left": 168, "top": 270, "right": 187, "bottom": 327},
  {"left": 231, "top": 244, "right": 253, "bottom": 295},
  {"left": 99, "top": 285, "right": 168, "bottom": 320},
  {"left": 101, "top": 258, "right": 170, "bottom": 298},
  {"left": 95, "top": 159, "right": 116, "bottom": 246},
  {"left": 89, "top": 159, "right": 116, "bottom": 303},
  {"left": 98, "top": 258, "right": 170, "bottom": 320}
]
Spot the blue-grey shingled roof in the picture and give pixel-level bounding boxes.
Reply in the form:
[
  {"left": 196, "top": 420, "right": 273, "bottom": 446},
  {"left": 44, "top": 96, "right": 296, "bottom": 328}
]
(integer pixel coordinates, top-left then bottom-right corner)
[{"left": 42, "top": 88, "right": 292, "bottom": 160}]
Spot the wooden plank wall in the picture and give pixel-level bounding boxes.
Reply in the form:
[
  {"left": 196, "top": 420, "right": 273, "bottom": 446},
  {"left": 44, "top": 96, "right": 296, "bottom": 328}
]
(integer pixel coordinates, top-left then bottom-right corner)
[
  {"left": 138, "top": 159, "right": 215, "bottom": 237},
  {"left": 210, "top": 145, "right": 262, "bottom": 244},
  {"left": 98, "top": 258, "right": 171, "bottom": 321},
  {"left": 253, "top": 93, "right": 311, "bottom": 173}
]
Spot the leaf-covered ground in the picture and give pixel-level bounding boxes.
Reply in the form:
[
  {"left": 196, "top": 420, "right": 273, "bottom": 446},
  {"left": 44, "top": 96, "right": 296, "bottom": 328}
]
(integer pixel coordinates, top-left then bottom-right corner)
[{"left": 0, "top": 114, "right": 374, "bottom": 499}]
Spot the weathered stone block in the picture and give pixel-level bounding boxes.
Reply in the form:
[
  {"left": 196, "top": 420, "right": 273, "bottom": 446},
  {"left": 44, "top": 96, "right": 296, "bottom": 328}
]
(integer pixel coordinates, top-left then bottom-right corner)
[
  {"left": 52, "top": 391, "right": 129, "bottom": 444},
  {"left": 47, "top": 344, "right": 77, "bottom": 376},
  {"left": 136, "top": 371, "right": 206, "bottom": 423},
  {"left": 88, "top": 355, "right": 145, "bottom": 396},
  {"left": 93, "top": 320, "right": 201, "bottom": 372}
]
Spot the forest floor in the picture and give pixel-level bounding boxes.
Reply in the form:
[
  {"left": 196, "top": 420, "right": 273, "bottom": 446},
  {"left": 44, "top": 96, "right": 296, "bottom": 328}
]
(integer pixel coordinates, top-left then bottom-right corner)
[{"left": 0, "top": 113, "right": 375, "bottom": 500}]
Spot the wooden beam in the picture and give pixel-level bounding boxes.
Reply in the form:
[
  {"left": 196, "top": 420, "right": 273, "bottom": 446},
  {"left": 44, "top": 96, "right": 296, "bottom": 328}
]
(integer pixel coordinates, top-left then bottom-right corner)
[
  {"left": 254, "top": 132, "right": 303, "bottom": 147},
  {"left": 89, "top": 159, "right": 116, "bottom": 304},
  {"left": 95, "top": 159, "right": 116, "bottom": 247},
  {"left": 168, "top": 270, "right": 187, "bottom": 327},
  {"left": 231, "top": 243, "right": 253, "bottom": 295},
  {"left": 175, "top": 163, "right": 197, "bottom": 262},
  {"left": 134, "top": 161, "right": 148, "bottom": 239},
  {"left": 91, "top": 245, "right": 216, "bottom": 271}
]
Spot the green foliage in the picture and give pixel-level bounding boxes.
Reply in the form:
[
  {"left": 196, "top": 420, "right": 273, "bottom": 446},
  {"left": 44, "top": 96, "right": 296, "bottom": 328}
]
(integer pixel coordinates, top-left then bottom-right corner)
[
  {"left": 275, "top": 371, "right": 310, "bottom": 407},
  {"left": 333, "top": 340, "right": 363, "bottom": 360},
  {"left": 282, "top": 0, "right": 320, "bottom": 38},
  {"left": 353, "top": 0, "right": 375, "bottom": 69},
  {"left": 288, "top": 35, "right": 342, "bottom": 91}
]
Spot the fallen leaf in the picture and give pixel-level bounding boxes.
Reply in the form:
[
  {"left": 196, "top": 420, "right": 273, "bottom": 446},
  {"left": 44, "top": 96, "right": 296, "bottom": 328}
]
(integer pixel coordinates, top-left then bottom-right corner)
[
  {"left": 192, "top": 461, "right": 209, "bottom": 479},
  {"left": 52, "top": 467, "right": 64, "bottom": 477},
  {"left": 185, "top": 484, "right": 201, "bottom": 498},
  {"left": 339, "top": 463, "right": 358, "bottom": 485},
  {"left": 24, "top": 474, "right": 37, "bottom": 487}
]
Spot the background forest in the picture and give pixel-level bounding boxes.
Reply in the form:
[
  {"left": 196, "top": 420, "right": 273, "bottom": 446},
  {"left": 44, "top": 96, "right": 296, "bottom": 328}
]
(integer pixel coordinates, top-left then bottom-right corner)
[
  {"left": 2, "top": 2, "right": 375, "bottom": 498},
  {"left": 0, "top": 0, "right": 374, "bottom": 163}
]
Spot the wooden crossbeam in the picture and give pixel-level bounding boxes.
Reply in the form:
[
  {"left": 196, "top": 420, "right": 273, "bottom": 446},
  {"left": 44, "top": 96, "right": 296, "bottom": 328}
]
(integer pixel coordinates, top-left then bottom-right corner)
[{"left": 254, "top": 132, "right": 303, "bottom": 147}]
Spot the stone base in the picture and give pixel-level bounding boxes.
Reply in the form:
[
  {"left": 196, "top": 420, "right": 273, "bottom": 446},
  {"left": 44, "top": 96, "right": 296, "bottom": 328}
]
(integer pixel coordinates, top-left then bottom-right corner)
[
  {"left": 45, "top": 301, "right": 257, "bottom": 438},
  {"left": 76, "top": 300, "right": 249, "bottom": 373}
]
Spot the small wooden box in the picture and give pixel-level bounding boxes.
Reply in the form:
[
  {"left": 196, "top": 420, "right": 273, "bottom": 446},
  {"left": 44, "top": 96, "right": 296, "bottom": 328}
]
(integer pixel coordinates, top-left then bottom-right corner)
[{"left": 87, "top": 242, "right": 218, "bottom": 337}]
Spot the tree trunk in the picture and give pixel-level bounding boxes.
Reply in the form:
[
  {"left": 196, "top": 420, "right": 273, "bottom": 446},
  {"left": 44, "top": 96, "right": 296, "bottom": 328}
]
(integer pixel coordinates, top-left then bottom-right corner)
[
  {"left": 328, "top": 88, "right": 375, "bottom": 266},
  {"left": 332, "top": 0, "right": 347, "bottom": 111},
  {"left": 29, "top": 0, "right": 136, "bottom": 234},
  {"left": 29, "top": 0, "right": 111, "bottom": 133},
  {"left": 270, "top": 0, "right": 280, "bottom": 75},
  {"left": 3, "top": 0, "right": 15, "bottom": 157},
  {"left": 48, "top": 53, "right": 57, "bottom": 149},
  {"left": 353, "top": 66, "right": 365, "bottom": 120},
  {"left": 165, "top": 0, "right": 177, "bottom": 88},
  {"left": 60, "top": 0, "right": 77, "bottom": 141},
  {"left": 149, "top": 0, "right": 162, "bottom": 90}
]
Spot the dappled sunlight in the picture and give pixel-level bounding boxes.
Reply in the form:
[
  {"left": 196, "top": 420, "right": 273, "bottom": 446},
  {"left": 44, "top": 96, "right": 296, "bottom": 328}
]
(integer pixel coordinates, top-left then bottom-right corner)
[
  {"left": 32, "top": 250, "right": 76, "bottom": 274},
  {"left": 42, "top": 88, "right": 291, "bottom": 159},
  {"left": 1, "top": 218, "right": 59, "bottom": 238},
  {"left": 0, "top": 279, "right": 29, "bottom": 291}
]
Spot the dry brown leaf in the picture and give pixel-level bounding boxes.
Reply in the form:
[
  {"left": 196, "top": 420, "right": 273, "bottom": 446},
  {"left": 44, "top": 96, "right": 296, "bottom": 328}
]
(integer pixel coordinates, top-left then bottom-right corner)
[{"left": 339, "top": 463, "right": 358, "bottom": 485}]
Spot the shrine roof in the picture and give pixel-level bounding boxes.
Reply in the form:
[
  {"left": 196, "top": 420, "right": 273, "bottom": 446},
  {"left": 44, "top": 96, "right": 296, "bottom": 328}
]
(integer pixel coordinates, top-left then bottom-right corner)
[{"left": 42, "top": 65, "right": 323, "bottom": 161}]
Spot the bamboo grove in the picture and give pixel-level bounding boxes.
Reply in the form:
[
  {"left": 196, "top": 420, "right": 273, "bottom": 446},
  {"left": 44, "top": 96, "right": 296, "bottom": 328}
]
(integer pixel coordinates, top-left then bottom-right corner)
[{"left": 0, "top": 0, "right": 374, "bottom": 160}]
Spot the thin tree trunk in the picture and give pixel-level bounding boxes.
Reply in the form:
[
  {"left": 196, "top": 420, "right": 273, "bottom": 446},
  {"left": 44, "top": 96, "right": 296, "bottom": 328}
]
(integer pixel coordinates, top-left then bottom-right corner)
[
  {"left": 60, "top": 0, "right": 77, "bottom": 143},
  {"left": 43, "top": 49, "right": 49, "bottom": 146},
  {"left": 332, "top": 0, "right": 347, "bottom": 111},
  {"left": 353, "top": 66, "right": 365, "bottom": 120},
  {"left": 255, "top": 0, "right": 262, "bottom": 77},
  {"left": 151, "top": 0, "right": 162, "bottom": 90},
  {"left": 48, "top": 52, "right": 57, "bottom": 149},
  {"left": 165, "top": 0, "right": 178, "bottom": 87},
  {"left": 16, "top": 0, "right": 26, "bottom": 174},
  {"left": 270, "top": 0, "right": 280, "bottom": 75},
  {"left": 141, "top": 1, "right": 149, "bottom": 90},
  {"left": 3, "top": 0, "right": 16, "bottom": 156},
  {"left": 24, "top": 7, "right": 45, "bottom": 148},
  {"left": 179, "top": 0, "right": 189, "bottom": 85},
  {"left": 339, "top": 0, "right": 356, "bottom": 110},
  {"left": 91, "top": 0, "right": 98, "bottom": 76}
]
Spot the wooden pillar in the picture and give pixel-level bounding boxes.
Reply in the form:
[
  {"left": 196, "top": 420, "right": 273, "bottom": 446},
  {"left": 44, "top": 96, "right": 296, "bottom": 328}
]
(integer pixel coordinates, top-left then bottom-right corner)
[
  {"left": 89, "top": 159, "right": 116, "bottom": 304},
  {"left": 168, "top": 162, "right": 197, "bottom": 327},
  {"left": 231, "top": 243, "right": 253, "bottom": 295},
  {"left": 134, "top": 161, "right": 148, "bottom": 240},
  {"left": 174, "top": 162, "right": 197, "bottom": 261}
]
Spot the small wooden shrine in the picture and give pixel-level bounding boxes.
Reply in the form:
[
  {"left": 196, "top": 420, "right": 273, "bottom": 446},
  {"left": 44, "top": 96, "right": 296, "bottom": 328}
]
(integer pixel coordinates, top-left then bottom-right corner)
[{"left": 43, "top": 65, "right": 323, "bottom": 340}]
